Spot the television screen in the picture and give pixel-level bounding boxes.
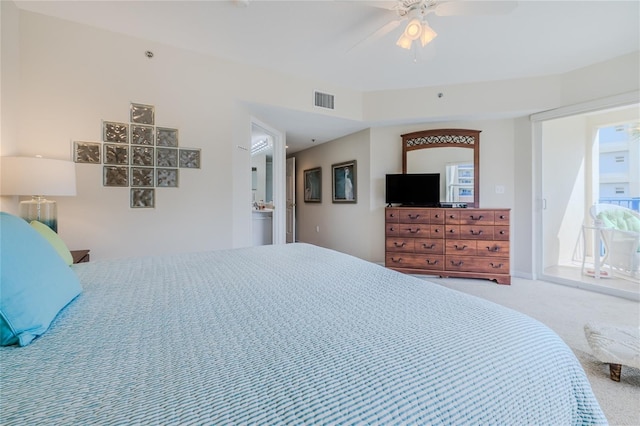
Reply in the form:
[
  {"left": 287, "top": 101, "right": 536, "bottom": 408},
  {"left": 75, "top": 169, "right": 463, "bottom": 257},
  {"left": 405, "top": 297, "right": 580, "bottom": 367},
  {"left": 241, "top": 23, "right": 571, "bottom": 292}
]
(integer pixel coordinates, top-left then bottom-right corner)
[{"left": 385, "top": 173, "right": 440, "bottom": 206}]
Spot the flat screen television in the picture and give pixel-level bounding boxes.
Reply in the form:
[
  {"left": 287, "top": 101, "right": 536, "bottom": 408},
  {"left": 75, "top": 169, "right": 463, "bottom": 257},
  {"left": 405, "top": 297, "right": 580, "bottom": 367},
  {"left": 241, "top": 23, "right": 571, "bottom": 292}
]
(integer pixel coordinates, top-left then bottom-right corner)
[{"left": 385, "top": 173, "right": 440, "bottom": 207}]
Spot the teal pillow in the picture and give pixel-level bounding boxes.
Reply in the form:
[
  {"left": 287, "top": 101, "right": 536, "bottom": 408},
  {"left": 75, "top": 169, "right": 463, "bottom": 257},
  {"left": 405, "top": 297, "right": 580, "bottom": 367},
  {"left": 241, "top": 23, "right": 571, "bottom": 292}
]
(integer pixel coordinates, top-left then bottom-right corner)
[
  {"left": 0, "top": 212, "right": 82, "bottom": 346},
  {"left": 30, "top": 220, "right": 74, "bottom": 266}
]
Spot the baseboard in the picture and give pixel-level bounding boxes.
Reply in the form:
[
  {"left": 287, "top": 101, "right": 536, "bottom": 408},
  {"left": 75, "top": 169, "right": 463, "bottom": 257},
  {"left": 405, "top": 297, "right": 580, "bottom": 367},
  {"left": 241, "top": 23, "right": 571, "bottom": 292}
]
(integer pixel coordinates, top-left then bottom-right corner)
[{"left": 512, "top": 270, "right": 534, "bottom": 280}]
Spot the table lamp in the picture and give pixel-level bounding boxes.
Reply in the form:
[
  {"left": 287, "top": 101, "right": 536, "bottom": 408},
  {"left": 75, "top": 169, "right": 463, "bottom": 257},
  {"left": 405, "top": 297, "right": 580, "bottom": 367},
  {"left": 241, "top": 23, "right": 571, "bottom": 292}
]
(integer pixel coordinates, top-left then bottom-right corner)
[{"left": 1, "top": 156, "right": 77, "bottom": 232}]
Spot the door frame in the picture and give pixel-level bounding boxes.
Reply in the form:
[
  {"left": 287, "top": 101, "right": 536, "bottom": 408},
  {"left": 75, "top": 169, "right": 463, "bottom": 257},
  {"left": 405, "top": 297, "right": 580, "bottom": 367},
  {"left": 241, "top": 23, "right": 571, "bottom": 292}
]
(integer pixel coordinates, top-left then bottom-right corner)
[
  {"left": 531, "top": 90, "right": 639, "bottom": 298},
  {"left": 250, "top": 117, "right": 286, "bottom": 245},
  {"left": 286, "top": 156, "right": 296, "bottom": 243}
]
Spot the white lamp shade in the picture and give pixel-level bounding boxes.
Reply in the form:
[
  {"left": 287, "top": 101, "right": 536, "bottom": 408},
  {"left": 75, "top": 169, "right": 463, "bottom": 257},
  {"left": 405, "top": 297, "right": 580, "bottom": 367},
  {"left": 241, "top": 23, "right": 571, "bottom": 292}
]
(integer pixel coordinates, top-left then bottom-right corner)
[{"left": 1, "top": 156, "right": 77, "bottom": 196}]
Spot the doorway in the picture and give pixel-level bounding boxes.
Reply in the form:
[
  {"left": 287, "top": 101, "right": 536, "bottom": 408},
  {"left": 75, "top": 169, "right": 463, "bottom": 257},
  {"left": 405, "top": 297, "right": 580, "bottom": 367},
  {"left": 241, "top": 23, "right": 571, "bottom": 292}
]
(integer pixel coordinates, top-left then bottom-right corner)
[
  {"left": 250, "top": 119, "right": 286, "bottom": 245},
  {"left": 535, "top": 100, "right": 639, "bottom": 299}
]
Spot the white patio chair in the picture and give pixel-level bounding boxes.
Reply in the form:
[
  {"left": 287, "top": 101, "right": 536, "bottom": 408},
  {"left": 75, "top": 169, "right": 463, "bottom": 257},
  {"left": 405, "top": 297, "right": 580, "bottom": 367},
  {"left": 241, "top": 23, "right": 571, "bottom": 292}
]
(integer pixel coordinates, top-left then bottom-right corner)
[{"left": 589, "top": 204, "right": 640, "bottom": 278}]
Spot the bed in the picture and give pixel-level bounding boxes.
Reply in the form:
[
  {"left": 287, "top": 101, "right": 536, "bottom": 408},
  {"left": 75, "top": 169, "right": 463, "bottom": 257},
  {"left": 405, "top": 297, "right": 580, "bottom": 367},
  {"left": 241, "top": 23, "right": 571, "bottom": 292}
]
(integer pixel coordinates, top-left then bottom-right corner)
[{"left": 1, "top": 217, "right": 606, "bottom": 424}]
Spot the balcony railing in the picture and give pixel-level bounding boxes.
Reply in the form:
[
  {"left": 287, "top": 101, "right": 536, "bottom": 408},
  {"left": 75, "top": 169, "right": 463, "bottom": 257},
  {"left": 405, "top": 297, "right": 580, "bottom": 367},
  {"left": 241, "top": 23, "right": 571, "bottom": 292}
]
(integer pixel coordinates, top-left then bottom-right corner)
[{"left": 599, "top": 197, "right": 640, "bottom": 212}]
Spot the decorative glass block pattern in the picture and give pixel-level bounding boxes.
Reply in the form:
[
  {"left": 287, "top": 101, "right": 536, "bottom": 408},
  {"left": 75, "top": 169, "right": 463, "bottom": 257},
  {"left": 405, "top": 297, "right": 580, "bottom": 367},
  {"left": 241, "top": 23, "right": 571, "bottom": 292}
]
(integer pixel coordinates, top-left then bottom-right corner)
[
  {"left": 130, "top": 103, "right": 154, "bottom": 125},
  {"left": 156, "top": 127, "right": 178, "bottom": 147},
  {"left": 156, "top": 148, "right": 178, "bottom": 167},
  {"left": 131, "top": 188, "right": 155, "bottom": 208},
  {"left": 104, "top": 166, "right": 129, "bottom": 187},
  {"left": 103, "top": 121, "right": 129, "bottom": 144},
  {"left": 131, "top": 167, "right": 154, "bottom": 187},
  {"left": 131, "top": 124, "right": 155, "bottom": 146},
  {"left": 104, "top": 144, "right": 129, "bottom": 165},
  {"left": 179, "top": 149, "right": 201, "bottom": 168},
  {"left": 156, "top": 168, "right": 178, "bottom": 188},
  {"left": 74, "top": 141, "right": 101, "bottom": 163},
  {"left": 89, "top": 103, "right": 201, "bottom": 208},
  {"left": 131, "top": 146, "right": 155, "bottom": 167}
]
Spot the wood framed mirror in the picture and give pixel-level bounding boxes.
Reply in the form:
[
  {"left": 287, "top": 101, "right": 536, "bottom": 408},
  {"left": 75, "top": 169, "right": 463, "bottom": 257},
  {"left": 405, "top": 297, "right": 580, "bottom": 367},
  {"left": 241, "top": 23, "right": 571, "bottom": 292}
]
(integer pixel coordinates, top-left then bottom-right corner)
[{"left": 402, "top": 129, "right": 480, "bottom": 208}]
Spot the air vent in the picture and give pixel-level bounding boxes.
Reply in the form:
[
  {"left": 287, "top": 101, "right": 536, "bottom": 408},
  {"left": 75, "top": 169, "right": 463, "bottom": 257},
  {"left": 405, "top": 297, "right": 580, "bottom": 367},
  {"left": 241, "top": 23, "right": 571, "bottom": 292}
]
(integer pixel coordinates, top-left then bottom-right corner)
[{"left": 314, "top": 91, "right": 335, "bottom": 110}]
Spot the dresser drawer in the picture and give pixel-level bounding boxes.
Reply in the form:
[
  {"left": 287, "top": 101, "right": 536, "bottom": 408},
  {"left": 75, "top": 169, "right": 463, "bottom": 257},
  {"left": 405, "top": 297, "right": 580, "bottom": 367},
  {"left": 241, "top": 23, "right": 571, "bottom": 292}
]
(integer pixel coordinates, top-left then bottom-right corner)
[
  {"left": 386, "top": 208, "right": 400, "bottom": 223},
  {"left": 445, "top": 256, "right": 510, "bottom": 274},
  {"left": 398, "top": 224, "right": 430, "bottom": 238},
  {"left": 445, "top": 225, "right": 459, "bottom": 238},
  {"left": 430, "top": 225, "right": 445, "bottom": 239},
  {"left": 386, "top": 223, "right": 400, "bottom": 236},
  {"left": 386, "top": 238, "right": 415, "bottom": 252},
  {"left": 446, "top": 240, "right": 478, "bottom": 256},
  {"left": 479, "top": 241, "right": 510, "bottom": 257},
  {"left": 429, "top": 209, "right": 446, "bottom": 224},
  {"left": 494, "top": 211, "right": 510, "bottom": 225},
  {"left": 386, "top": 253, "right": 444, "bottom": 271},
  {"left": 446, "top": 210, "right": 495, "bottom": 225},
  {"left": 399, "top": 209, "right": 430, "bottom": 224},
  {"left": 494, "top": 226, "right": 510, "bottom": 241},
  {"left": 462, "top": 210, "right": 496, "bottom": 225},
  {"left": 459, "top": 225, "right": 494, "bottom": 240},
  {"left": 415, "top": 238, "right": 445, "bottom": 254}
]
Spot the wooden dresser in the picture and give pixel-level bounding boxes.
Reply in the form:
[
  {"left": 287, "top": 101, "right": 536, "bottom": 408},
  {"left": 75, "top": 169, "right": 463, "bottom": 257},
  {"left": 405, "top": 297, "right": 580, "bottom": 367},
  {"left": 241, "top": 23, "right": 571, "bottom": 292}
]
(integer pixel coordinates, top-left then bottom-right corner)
[{"left": 385, "top": 207, "right": 511, "bottom": 284}]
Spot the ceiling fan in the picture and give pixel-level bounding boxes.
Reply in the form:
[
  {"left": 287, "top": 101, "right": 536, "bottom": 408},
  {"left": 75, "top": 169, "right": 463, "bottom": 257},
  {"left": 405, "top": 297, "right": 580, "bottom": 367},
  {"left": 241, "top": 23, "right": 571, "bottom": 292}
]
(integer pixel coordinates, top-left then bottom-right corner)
[{"left": 352, "top": 0, "right": 518, "bottom": 51}]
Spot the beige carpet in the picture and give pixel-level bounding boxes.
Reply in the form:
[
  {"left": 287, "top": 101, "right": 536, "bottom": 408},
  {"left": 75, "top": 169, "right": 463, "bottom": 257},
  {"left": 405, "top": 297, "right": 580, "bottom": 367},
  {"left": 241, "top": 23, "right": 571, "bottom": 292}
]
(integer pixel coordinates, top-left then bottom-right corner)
[{"left": 418, "top": 275, "right": 640, "bottom": 425}]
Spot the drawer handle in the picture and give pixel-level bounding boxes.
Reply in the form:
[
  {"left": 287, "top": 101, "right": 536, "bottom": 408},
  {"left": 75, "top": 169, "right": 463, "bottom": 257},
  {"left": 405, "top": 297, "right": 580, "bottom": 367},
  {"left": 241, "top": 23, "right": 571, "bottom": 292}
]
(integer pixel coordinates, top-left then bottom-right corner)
[
  {"left": 408, "top": 228, "right": 421, "bottom": 234},
  {"left": 454, "top": 244, "right": 468, "bottom": 251},
  {"left": 469, "top": 229, "right": 483, "bottom": 236},
  {"left": 389, "top": 213, "right": 395, "bottom": 218},
  {"left": 434, "top": 214, "right": 441, "bottom": 218},
  {"left": 470, "top": 215, "right": 484, "bottom": 221},
  {"left": 391, "top": 257, "right": 403, "bottom": 263},
  {"left": 408, "top": 214, "right": 420, "bottom": 220},
  {"left": 486, "top": 246, "right": 501, "bottom": 252},
  {"left": 449, "top": 215, "right": 456, "bottom": 219},
  {"left": 490, "top": 262, "right": 504, "bottom": 269},
  {"left": 499, "top": 215, "right": 506, "bottom": 219},
  {"left": 389, "top": 227, "right": 396, "bottom": 232},
  {"left": 450, "top": 260, "right": 464, "bottom": 267},
  {"left": 394, "top": 242, "right": 406, "bottom": 248},
  {"left": 422, "top": 243, "right": 436, "bottom": 249},
  {"left": 426, "top": 259, "right": 439, "bottom": 265},
  {"left": 499, "top": 230, "right": 506, "bottom": 235},
  {"left": 433, "top": 228, "right": 440, "bottom": 233},
  {"left": 449, "top": 229, "right": 456, "bottom": 233}
]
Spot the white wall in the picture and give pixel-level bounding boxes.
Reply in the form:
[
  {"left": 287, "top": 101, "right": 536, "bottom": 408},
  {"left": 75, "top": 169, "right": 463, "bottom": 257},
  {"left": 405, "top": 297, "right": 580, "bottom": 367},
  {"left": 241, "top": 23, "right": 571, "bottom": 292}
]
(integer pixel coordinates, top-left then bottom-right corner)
[
  {"left": 295, "top": 119, "right": 516, "bottom": 264},
  {"left": 0, "top": 0, "right": 21, "bottom": 211},
  {"left": 294, "top": 129, "right": 372, "bottom": 260},
  {"left": 3, "top": 9, "right": 362, "bottom": 259},
  {"left": 3, "top": 5, "right": 638, "bottom": 266}
]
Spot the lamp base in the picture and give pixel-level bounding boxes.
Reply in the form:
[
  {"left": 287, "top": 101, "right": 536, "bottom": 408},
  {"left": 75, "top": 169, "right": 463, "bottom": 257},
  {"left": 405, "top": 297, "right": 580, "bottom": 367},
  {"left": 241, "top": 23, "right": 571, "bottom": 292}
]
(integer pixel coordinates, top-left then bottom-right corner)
[{"left": 19, "top": 196, "right": 58, "bottom": 232}]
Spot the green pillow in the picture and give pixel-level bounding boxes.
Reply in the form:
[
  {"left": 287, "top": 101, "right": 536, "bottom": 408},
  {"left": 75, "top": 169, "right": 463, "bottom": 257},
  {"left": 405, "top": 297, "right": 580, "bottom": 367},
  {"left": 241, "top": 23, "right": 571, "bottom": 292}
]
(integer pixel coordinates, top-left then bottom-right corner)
[
  {"left": 30, "top": 220, "right": 73, "bottom": 266},
  {"left": 628, "top": 215, "right": 640, "bottom": 233}
]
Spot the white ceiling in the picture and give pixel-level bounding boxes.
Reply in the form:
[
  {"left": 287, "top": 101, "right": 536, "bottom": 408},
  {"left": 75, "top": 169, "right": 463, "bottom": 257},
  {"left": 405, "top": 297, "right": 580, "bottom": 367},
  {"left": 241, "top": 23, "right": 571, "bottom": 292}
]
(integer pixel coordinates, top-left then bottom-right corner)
[{"left": 15, "top": 0, "right": 640, "bottom": 152}]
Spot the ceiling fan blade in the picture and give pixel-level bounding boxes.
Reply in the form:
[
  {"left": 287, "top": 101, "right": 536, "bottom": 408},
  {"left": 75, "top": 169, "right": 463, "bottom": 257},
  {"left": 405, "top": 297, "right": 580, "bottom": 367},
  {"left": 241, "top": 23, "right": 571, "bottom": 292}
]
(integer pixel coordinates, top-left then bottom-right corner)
[
  {"left": 345, "top": 1, "right": 398, "bottom": 10},
  {"left": 346, "top": 18, "right": 403, "bottom": 52},
  {"left": 435, "top": 1, "right": 518, "bottom": 17}
]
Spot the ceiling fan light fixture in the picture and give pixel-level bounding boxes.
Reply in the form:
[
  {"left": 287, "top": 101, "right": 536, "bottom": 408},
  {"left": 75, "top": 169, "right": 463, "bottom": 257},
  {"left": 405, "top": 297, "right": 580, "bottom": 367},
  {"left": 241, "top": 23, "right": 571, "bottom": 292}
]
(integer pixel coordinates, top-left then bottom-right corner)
[
  {"left": 404, "top": 18, "right": 423, "bottom": 40},
  {"left": 396, "top": 33, "right": 413, "bottom": 49},
  {"left": 419, "top": 23, "right": 437, "bottom": 46}
]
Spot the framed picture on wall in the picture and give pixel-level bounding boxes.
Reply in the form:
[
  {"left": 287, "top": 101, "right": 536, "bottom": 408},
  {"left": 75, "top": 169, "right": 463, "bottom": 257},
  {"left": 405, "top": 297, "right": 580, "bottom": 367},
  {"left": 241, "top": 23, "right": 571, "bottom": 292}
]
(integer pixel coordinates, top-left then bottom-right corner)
[
  {"left": 332, "top": 160, "right": 356, "bottom": 203},
  {"left": 303, "top": 167, "right": 321, "bottom": 203}
]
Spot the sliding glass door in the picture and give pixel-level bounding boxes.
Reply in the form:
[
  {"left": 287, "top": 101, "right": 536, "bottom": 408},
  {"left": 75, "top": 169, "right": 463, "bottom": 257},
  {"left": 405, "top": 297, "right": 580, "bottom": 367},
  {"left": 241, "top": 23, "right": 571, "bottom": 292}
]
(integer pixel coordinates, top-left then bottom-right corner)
[{"left": 539, "top": 104, "right": 639, "bottom": 298}]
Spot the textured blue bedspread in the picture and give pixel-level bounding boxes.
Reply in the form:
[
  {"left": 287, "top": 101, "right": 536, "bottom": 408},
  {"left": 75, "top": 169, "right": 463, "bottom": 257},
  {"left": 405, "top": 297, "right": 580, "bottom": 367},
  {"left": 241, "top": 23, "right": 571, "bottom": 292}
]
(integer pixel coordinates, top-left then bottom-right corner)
[{"left": 1, "top": 243, "right": 606, "bottom": 425}]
